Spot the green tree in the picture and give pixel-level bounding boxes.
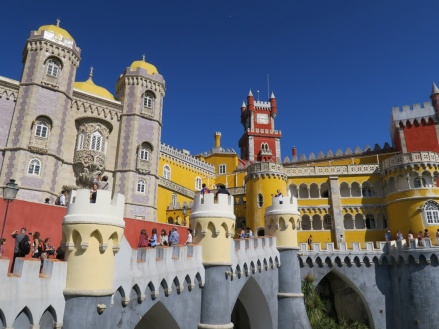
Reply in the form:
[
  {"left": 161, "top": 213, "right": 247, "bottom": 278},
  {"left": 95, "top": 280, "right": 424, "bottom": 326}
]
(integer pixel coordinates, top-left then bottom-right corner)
[{"left": 302, "top": 274, "right": 368, "bottom": 329}]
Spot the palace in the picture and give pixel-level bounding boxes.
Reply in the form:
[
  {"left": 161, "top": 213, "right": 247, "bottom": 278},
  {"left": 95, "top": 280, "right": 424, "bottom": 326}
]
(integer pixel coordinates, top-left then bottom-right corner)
[
  {"left": 2, "top": 22, "right": 439, "bottom": 329},
  {"left": 2, "top": 22, "right": 439, "bottom": 247}
]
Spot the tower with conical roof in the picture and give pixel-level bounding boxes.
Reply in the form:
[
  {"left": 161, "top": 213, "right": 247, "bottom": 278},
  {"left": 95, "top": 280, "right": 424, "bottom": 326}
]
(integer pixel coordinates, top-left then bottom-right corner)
[
  {"left": 0, "top": 21, "right": 81, "bottom": 200},
  {"left": 239, "top": 90, "right": 282, "bottom": 162},
  {"left": 113, "top": 56, "right": 165, "bottom": 219}
]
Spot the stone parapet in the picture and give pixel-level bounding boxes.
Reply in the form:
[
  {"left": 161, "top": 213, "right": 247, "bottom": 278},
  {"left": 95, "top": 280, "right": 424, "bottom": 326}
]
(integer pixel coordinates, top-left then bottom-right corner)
[
  {"left": 229, "top": 236, "right": 280, "bottom": 279},
  {"left": 190, "top": 193, "right": 235, "bottom": 220},
  {"left": 113, "top": 238, "right": 205, "bottom": 302},
  {"left": 380, "top": 151, "right": 439, "bottom": 172},
  {"left": 265, "top": 196, "right": 299, "bottom": 216},
  {"left": 299, "top": 239, "right": 439, "bottom": 266},
  {"left": 0, "top": 257, "right": 66, "bottom": 328}
]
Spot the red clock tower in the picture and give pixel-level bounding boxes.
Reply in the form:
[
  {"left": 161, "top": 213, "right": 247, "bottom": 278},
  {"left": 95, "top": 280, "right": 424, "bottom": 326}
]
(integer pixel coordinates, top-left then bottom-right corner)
[{"left": 238, "top": 90, "right": 282, "bottom": 162}]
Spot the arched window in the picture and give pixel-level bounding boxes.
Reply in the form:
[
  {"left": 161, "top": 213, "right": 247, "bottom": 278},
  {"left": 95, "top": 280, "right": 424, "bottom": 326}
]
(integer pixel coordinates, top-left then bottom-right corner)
[
  {"left": 257, "top": 193, "right": 263, "bottom": 208},
  {"left": 35, "top": 122, "right": 48, "bottom": 138},
  {"left": 195, "top": 177, "right": 202, "bottom": 190},
  {"left": 139, "top": 146, "right": 150, "bottom": 161},
  {"left": 414, "top": 177, "right": 426, "bottom": 188},
  {"left": 425, "top": 201, "right": 439, "bottom": 224},
  {"left": 77, "top": 133, "right": 86, "bottom": 150},
  {"left": 163, "top": 165, "right": 171, "bottom": 180},
  {"left": 90, "top": 131, "right": 103, "bottom": 151},
  {"left": 143, "top": 92, "right": 155, "bottom": 109},
  {"left": 28, "top": 159, "right": 41, "bottom": 175},
  {"left": 171, "top": 193, "right": 177, "bottom": 207},
  {"left": 365, "top": 214, "right": 376, "bottom": 229},
  {"left": 46, "top": 58, "right": 61, "bottom": 77},
  {"left": 137, "top": 179, "right": 146, "bottom": 193}
]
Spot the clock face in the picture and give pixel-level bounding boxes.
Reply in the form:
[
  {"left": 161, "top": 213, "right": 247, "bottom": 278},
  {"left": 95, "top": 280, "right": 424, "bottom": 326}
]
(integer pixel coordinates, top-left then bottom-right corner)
[{"left": 256, "top": 113, "right": 269, "bottom": 124}]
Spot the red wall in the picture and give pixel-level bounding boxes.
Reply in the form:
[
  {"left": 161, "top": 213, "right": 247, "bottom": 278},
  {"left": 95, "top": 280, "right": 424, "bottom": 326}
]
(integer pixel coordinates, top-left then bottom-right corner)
[
  {"left": 0, "top": 199, "right": 188, "bottom": 271},
  {"left": 404, "top": 124, "right": 439, "bottom": 153}
]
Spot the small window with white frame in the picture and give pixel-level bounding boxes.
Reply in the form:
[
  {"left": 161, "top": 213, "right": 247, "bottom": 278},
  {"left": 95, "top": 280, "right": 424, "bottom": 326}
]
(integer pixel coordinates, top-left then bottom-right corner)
[
  {"left": 143, "top": 92, "right": 155, "bottom": 109},
  {"left": 218, "top": 164, "right": 226, "bottom": 174},
  {"left": 137, "top": 179, "right": 146, "bottom": 193},
  {"left": 414, "top": 177, "right": 426, "bottom": 188},
  {"left": 195, "top": 177, "right": 202, "bottom": 190},
  {"left": 163, "top": 165, "right": 171, "bottom": 180},
  {"left": 46, "top": 58, "right": 61, "bottom": 78},
  {"left": 28, "top": 158, "right": 41, "bottom": 175},
  {"left": 139, "top": 147, "right": 149, "bottom": 161},
  {"left": 77, "top": 133, "right": 86, "bottom": 150},
  {"left": 172, "top": 193, "right": 177, "bottom": 207},
  {"left": 35, "top": 122, "right": 48, "bottom": 138}
]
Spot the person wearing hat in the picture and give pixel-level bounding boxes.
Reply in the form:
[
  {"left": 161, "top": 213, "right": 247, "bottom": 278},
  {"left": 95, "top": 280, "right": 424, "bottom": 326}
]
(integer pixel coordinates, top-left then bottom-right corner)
[{"left": 385, "top": 230, "right": 392, "bottom": 241}]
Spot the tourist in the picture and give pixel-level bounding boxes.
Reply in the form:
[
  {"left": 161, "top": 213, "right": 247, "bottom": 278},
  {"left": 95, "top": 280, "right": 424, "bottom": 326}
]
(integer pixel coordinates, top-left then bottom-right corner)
[
  {"left": 408, "top": 229, "right": 414, "bottom": 240},
  {"left": 169, "top": 228, "right": 180, "bottom": 246},
  {"left": 246, "top": 227, "right": 253, "bottom": 238},
  {"left": 186, "top": 229, "right": 193, "bottom": 244},
  {"left": 0, "top": 238, "right": 5, "bottom": 257},
  {"left": 90, "top": 183, "right": 98, "bottom": 203},
  {"left": 339, "top": 234, "right": 344, "bottom": 244},
  {"left": 271, "top": 189, "right": 283, "bottom": 204},
  {"left": 307, "top": 235, "right": 313, "bottom": 250},
  {"left": 32, "top": 232, "right": 42, "bottom": 259},
  {"left": 385, "top": 230, "right": 391, "bottom": 241},
  {"left": 424, "top": 229, "right": 430, "bottom": 239},
  {"left": 201, "top": 183, "right": 210, "bottom": 195},
  {"left": 44, "top": 238, "right": 55, "bottom": 257},
  {"left": 138, "top": 229, "right": 149, "bottom": 248},
  {"left": 396, "top": 230, "right": 403, "bottom": 241},
  {"left": 215, "top": 184, "right": 230, "bottom": 197},
  {"left": 97, "top": 175, "right": 109, "bottom": 190},
  {"left": 44, "top": 198, "right": 50, "bottom": 204},
  {"left": 11, "top": 228, "right": 29, "bottom": 272},
  {"left": 160, "top": 229, "right": 168, "bottom": 246},
  {"left": 239, "top": 228, "right": 246, "bottom": 239},
  {"left": 436, "top": 229, "right": 439, "bottom": 246},
  {"left": 149, "top": 228, "right": 157, "bottom": 247},
  {"left": 417, "top": 231, "right": 423, "bottom": 247},
  {"left": 59, "top": 190, "right": 67, "bottom": 206}
]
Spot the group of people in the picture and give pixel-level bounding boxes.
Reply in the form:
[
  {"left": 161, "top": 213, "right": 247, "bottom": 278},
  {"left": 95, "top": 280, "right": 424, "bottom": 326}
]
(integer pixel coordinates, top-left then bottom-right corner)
[
  {"left": 200, "top": 183, "right": 230, "bottom": 199},
  {"left": 10, "top": 227, "right": 60, "bottom": 272},
  {"left": 386, "top": 228, "right": 439, "bottom": 247},
  {"left": 90, "top": 174, "right": 109, "bottom": 203},
  {"left": 239, "top": 227, "right": 254, "bottom": 238},
  {"left": 138, "top": 227, "right": 193, "bottom": 248}
]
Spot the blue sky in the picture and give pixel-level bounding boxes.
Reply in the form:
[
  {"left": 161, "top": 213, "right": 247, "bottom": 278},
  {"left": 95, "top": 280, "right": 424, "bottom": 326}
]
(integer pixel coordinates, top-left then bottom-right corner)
[{"left": 1, "top": 1, "right": 438, "bottom": 160}]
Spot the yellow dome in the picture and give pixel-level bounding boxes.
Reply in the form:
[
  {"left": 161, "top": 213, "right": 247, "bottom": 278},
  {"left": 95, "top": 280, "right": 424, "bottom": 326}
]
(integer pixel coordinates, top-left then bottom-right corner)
[
  {"left": 130, "top": 59, "right": 159, "bottom": 75},
  {"left": 37, "top": 24, "right": 74, "bottom": 42},
  {"left": 74, "top": 77, "right": 115, "bottom": 101}
]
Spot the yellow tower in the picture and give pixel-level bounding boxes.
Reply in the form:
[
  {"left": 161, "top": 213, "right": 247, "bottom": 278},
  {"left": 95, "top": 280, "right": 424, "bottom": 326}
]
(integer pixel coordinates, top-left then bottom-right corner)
[
  {"left": 245, "top": 162, "right": 288, "bottom": 233},
  {"left": 62, "top": 189, "right": 125, "bottom": 295},
  {"left": 265, "top": 194, "right": 300, "bottom": 248},
  {"left": 191, "top": 193, "right": 235, "bottom": 265}
]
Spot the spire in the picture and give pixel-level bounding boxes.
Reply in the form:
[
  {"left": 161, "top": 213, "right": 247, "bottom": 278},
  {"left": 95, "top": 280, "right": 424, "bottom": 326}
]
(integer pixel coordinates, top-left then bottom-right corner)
[
  {"left": 241, "top": 101, "right": 246, "bottom": 107},
  {"left": 88, "top": 67, "right": 94, "bottom": 80},
  {"left": 142, "top": 54, "right": 146, "bottom": 62},
  {"left": 432, "top": 83, "right": 439, "bottom": 96},
  {"left": 56, "top": 18, "right": 60, "bottom": 27},
  {"left": 270, "top": 92, "right": 276, "bottom": 99},
  {"left": 248, "top": 89, "right": 253, "bottom": 97}
]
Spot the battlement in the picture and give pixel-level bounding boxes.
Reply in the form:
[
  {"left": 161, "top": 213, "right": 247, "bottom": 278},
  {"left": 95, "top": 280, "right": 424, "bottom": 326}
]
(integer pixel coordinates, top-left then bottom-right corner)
[
  {"left": 30, "top": 29, "right": 77, "bottom": 51},
  {"left": 380, "top": 151, "right": 439, "bottom": 171},
  {"left": 299, "top": 239, "right": 439, "bottom": 267},
  {"left": 265, "top": 196, "right": 299, "bottom": 216},
  {"left": 391, "top": 102, "right": 435, "bottom": 123},
  {"left": 254, "top": 100, "right": 271, "bottom": 109},
  {"left": 161, "top": 143, "right": 216, "bottom": 173},
  {"left": 246, "top": 127, "right": 281, "bottom": 135},
  {"left": 190, "top": 193, "right": 235, "bottom": 220},
  {"left": 63, "top": 189, "right": 125, "bottom": 227},
  {"left": 113, "top": 237, "right": 205, "bottom": 301},
  {"left": 228, "top": 236, "right": 280, "bottom": 279},
  {"left": 0, "top": 257, "right": 67, "bottom": 328}
]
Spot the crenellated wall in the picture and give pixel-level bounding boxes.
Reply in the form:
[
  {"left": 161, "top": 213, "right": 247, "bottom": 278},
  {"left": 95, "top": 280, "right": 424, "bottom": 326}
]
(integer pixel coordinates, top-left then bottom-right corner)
[{"left": 0, "top": 257, "right": 67, "bottom": 328}]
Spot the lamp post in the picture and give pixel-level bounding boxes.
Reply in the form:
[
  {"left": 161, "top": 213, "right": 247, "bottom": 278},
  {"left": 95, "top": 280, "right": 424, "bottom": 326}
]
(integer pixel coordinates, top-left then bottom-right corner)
[
  {"left": 1, "top": 179, "right": 20, "bottom": 241},
  {"left": 182, "top": 205, "right": 188, "bottom": 226}
]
